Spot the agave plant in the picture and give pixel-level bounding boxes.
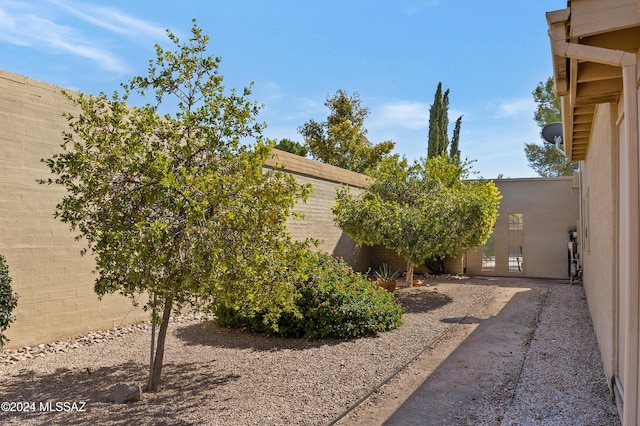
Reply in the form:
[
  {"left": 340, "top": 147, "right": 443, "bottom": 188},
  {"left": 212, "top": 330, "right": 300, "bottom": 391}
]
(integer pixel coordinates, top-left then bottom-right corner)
[{"left": 374, "top": 263, "right": 401, "bottom": 281}]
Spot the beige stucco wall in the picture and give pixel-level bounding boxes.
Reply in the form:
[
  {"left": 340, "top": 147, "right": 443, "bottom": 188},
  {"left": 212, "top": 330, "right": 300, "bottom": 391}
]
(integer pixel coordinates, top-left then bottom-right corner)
[
  {"left": 466, "top": 177, "right": 579, "bottom": 279},
  {"left": 368, "top": 246, "right": 463, "bottom": 276},
  {"left": 546, "top": 2, "right": 640, "bottom": 420},
  {"left": 0, "top": 70, "right": 370, "bottom": 349},
  {"left": 266, "top": 149, "right": 372, "bottom": 272},
  {"left": 579, "top": 101, "right": 618, "bottom": 383},
  {"left": 0, "top": 71, "right": 151, "bottom": 349}
]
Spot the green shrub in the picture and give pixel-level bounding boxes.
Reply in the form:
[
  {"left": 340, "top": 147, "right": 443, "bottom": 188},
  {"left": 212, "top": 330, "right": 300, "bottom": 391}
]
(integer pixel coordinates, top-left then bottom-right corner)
[
  {"left": 215, "top": 252, "right": 404, "bottom": 339},
  {"left": 0, "top": 254, "right": 18, "bottom": 348}
]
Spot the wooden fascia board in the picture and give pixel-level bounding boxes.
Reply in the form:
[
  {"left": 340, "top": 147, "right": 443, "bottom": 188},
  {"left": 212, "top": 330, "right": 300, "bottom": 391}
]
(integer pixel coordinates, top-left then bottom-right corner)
[
  {"left": 547, "top": 8, "right": 571, "bottom": 96},
  {"left": 570, "top": 0, "right": 640, "bottom": 38},
  {"left": 560, "top": 95, "right": 574, "bottom": 159}
]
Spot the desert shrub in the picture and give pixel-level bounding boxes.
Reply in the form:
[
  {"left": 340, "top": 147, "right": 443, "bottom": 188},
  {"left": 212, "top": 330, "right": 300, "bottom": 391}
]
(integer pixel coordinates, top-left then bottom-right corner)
[
  {"left": 0, "top": 254, "right": 18, "bottom": 348},
  {"left": 215, "top": 252, "right": 403, "bottom": 339}
]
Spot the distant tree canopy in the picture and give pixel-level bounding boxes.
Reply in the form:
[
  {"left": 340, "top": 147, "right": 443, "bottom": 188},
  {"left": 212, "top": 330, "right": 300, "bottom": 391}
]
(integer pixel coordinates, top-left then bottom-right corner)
[
  {"left": 524, "top": 77, "right": 579, "bottom": 177},
  {"left": 298, "top": 90, "right": 395, "bottom": 174},
  {"left": 274, "top": 138, "right": 308, "bottom": 157},
  {"left": 427, "top": 82, "right": 462, "bottom": 163},
  {"left": 333, "top": 155, "right": 501, "bottom": 283}
]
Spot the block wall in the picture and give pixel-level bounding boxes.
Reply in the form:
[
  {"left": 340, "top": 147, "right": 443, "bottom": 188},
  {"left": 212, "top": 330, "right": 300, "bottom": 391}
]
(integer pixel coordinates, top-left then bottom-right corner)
[{"left": 0, "top": 70, "right": 369, "bottom": 348}]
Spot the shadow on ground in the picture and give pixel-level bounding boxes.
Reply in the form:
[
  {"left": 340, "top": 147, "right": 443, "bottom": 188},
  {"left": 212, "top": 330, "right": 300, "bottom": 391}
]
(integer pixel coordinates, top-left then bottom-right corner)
[
  {"left": 175, "top": 287, "right": 455, "bottom": 351},
  {"left": 395, "top": 287, "right": 453, "bottom": 314},
  {"left": 175, "top": 321, "right": 344, "bottom": 351},
  {"left": 379, "top": 286, "right": 546, "bottom": 425},
  {"left": 0, "top": 360, "right": 240, "bottom": 425}
]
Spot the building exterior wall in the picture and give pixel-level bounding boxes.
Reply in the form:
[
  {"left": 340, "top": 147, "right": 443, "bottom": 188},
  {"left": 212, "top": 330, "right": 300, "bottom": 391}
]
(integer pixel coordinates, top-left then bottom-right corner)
[
  {"left": 466, "top": 177, "right": 579, "bottom": 279},
  {"left": 580, "top": 102, "right": 619, "bottom": 384},
  {"left": 0, "top": 70, "right": 370, "bottom": 349},
  {"left": 546, "top": 1, "right": 640, "bottom": 422}
]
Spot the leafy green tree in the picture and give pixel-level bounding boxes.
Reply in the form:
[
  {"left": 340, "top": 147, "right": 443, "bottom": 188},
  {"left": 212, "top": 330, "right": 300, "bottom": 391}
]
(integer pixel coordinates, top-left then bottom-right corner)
[
  {"left": 524, "top": 77, "right": 579, "bottom": 176},
  {"left": 215, "top": 251, "right": 403, "bottom": 339},
  {"left": 298, "top": 90, "right": 395, "bottom": 173},
  {"left": 333, "top": 155, "right": 501, "bottom": 283},
  {"left": 41, "top": 21, "right": 311, "bottom": 392},
  {"left": 427, "top": 82, "right": 462, "bottom": 162},
  {"left": 274, "top": 138, "right": 308, "bottom": 156},
  {"left": 0, "top": 254, "right": 18, "bottom": 349}
]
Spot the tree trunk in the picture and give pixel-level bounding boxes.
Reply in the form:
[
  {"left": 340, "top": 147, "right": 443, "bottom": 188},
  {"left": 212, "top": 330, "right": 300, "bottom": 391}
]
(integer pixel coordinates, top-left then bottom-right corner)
[
  {"left": 147, "top": 299, "right": 172, "bottom": 392},
  {"left": 406, "top": 262, "right": 414, "bottom": 287},
  {"left": 148, "top": 293, "right": 157, "bottom": 392}
]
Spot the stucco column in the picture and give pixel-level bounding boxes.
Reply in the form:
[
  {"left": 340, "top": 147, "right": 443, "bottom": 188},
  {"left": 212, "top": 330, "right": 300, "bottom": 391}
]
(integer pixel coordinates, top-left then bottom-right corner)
[{"left": 621, "top": 62, "right": 640, "bottom": 426}]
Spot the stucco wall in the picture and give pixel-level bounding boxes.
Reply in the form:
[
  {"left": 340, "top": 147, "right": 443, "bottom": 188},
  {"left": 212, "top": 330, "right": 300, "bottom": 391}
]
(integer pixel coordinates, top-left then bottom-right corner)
[
  {"left": 0, "top": 71, "right": 151, "bottom": 348},
  {"left": 580, "top": 102, "right": 618, "bottom": 383},
  {"left": 266, "top": 149, "right": 372, "bottom": 272},
  {"left": 466, "top": 177, "right": 579, "bottom": 279},
  {"left": 0, "top": 70, "right": 370, "bottom": 349}
]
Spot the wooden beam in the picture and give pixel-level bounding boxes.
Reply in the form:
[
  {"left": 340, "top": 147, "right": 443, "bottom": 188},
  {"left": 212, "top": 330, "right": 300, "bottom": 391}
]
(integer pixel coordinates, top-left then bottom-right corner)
[
  {"left": 576, "top": 79, "right": 623, "bottom": 103},
  {"left": 577, "top": 62, "right": 622, "bottom": 83}
]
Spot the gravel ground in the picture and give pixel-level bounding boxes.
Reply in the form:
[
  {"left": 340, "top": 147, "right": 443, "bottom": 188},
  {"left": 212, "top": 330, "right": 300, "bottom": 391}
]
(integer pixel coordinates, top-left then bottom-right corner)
[
  {"left": 0, "top": 277, "right": 620, "bottom": 425},
  {"left": 501, "top": 284, "right": 620, "bottom": 426}
]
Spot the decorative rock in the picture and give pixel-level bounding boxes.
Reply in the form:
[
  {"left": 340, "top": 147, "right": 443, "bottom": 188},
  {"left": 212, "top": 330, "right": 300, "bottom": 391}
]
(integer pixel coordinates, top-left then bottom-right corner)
[
  {"left": 110, "top": 383, "right": 142, "bottom": 404},
  {"left": 0, "top": 312, "right": 214, "bottom": 364}
]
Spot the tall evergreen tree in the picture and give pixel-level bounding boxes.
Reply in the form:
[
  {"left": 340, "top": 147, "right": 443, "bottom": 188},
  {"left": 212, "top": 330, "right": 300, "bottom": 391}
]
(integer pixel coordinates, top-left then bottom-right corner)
[
  {"left": 427, "top": 82, "right": 462, "bottom": 162},
  {"left": 449, "top": 116, "right": 462, "bottom": 163},
  {"left": 524, "top": 77, "right": 579, "bottom": 176},
  {"left": 427, "top": 83, "right": 448, "bottom": 159},
  {"left": 274, "top": 138, "right": 308, "bottom": 157}
]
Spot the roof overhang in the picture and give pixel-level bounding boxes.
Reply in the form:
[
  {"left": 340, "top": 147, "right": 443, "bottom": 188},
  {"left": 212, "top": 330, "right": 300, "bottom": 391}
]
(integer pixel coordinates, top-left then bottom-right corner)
[{"left": 547, "top": 2, "right": 640, "bottom": 161}]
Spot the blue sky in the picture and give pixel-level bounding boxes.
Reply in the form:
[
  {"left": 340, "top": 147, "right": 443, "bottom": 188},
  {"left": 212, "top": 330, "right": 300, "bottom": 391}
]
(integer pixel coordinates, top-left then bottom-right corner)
[{"left": 0, "top": 0, "right": 565, "bottom": 178}]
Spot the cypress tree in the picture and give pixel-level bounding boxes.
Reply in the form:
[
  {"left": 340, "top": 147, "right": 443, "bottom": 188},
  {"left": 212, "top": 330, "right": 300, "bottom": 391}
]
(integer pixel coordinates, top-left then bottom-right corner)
[
  {"left": 427, "top": 82, "right": 462, "bottom": 161},
  {"left": 449, "top": 116, "right": 462, "bottom": 163},
  {"left": 427, "top": 83, "right": 448, "bottom": 158}
]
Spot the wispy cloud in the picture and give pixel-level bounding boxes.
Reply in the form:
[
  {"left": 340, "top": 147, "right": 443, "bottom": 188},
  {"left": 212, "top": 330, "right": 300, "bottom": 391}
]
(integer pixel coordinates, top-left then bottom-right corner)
[
  {"left": 255, "top": 80, "right": 285, "bottom": 102},
  {"left": 375, "top": 101, "right": 429, "bottom": 129},
  {"left": 48, "top": 0, "right": 167, "bottom": 40},
  {"left": 494, "top": 98, "right": 535, "bottom": 118},
  {"left": 0, "top": 0, "right": 167, "bottom": 73}
]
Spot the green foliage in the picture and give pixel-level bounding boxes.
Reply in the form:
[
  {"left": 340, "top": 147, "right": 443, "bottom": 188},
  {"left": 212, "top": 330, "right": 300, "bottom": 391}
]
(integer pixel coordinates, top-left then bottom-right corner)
[
  {"left": 215, "top": 252, "right": 404, "bottom": 340},
  {"left": 427, "top": 82, "right": 462, "bottom": 163},
  {"left": 333, "top": 155, "right": 501, "bottom": 273},
  {"left": 526, "top": 77, "right": 579, "bottom": 177},
  {"left": 533, "top": 77, "right": 561, "bottom": 127},
  {"left": 524, "top": 142, "right": 579, "bottom": 177},
  {"left": 373, "top": 263, "right": 401, "bottom": 281},
  {"left": 298, "top": 90, "right": 395, "bottom": 174},
  {"left": 40, "top": 20, "right": 311, "bottom": 389},
  {"left": 274, "top": 138, "right": 308, "bottom": 157},
  {"left": 0, "top": 255, "right": 18, "bottom": 349}
]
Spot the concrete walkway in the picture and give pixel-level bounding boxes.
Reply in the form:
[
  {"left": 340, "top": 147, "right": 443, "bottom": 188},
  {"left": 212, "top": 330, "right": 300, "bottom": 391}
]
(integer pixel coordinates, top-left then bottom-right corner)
[{"left": 340, "top": 279, "right": 621, "bottom": 425}]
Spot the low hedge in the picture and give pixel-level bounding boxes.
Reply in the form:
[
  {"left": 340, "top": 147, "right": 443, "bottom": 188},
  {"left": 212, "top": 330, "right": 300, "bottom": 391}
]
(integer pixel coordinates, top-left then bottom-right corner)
[{"left": 215, "top": 252, "right": 403, "bottom": 339}]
